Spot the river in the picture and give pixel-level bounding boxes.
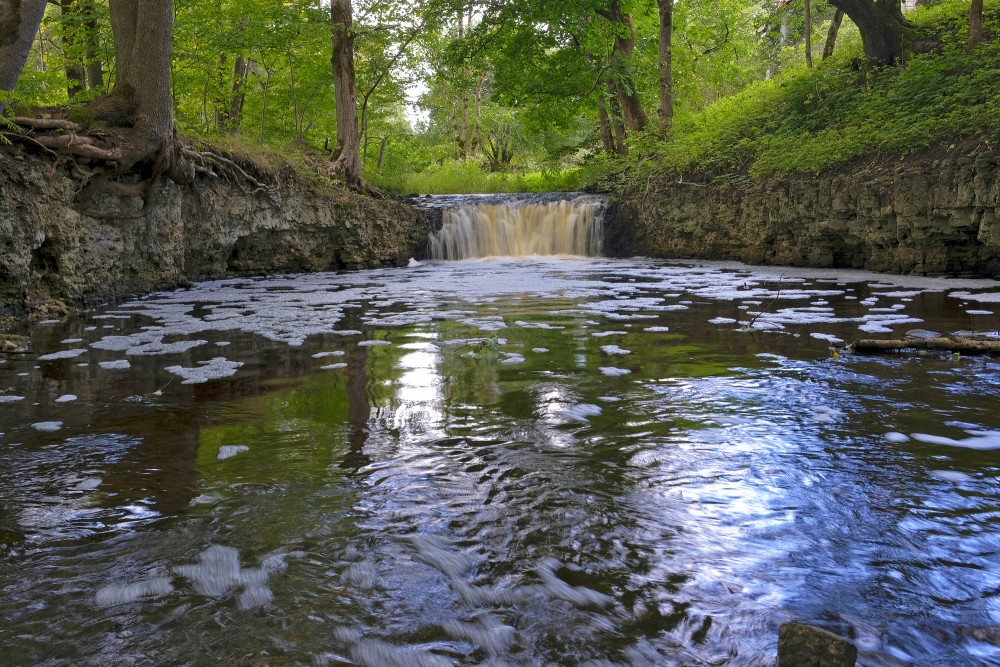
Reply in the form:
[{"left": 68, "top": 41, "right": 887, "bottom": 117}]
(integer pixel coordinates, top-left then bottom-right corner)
[{"left": 2, "top": 201, "right": 1000, "bottom": 665}]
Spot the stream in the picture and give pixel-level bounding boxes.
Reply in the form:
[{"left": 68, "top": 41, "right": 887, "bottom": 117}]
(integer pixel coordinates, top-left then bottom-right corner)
[{"left": 2, "top": 197, "right": 1000, "bottom": 665}]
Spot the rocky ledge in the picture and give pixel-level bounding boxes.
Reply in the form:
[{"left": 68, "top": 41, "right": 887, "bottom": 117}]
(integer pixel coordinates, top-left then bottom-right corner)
[
  {"left": 0, "top": 147, "right": 430, "bottom": 325},
  {"left": 606, "top": 150, "right": 1000, "bottom": 278}
]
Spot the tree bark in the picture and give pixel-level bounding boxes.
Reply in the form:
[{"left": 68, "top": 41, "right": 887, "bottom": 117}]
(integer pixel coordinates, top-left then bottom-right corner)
[
  {"left": 330, "top": 0, "right": 363, "bottom": 187},
  {"left": 823, "top": 8, "right": 844, "bottom": 59},
  {"left": 828, "top": 0, "right": 908, "bottom": 65},
  {"left": 607, "top": 81, "right": 628, "bottom": 155},
  {"left": 81, "top": 0, "right": 102, "bottom": 90},
  {"left": 0, "top": 0, "right": 49, "bottom": 93},
  {"left": 804, "top": 0, "right": 813, "bottom": 68},
  {"left": 225, "top": 54, "right": 248, "bottom": 132},
  {"left": 969, "top": 0, "right": 983, "bottom": 51},
  {"left": 657, "top": 0, "right": 673, "bottom": 137},
  {"left": 108, "top": 0, "right": 174, "bottom": 144},
  {"left": 606, "top": 0, "right": 648, "bottom": 133}
]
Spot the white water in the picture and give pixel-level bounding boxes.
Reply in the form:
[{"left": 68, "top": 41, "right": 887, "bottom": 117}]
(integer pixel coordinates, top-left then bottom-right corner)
[{"left": 427, "top": 197, "right": 605, "bottom": 259}]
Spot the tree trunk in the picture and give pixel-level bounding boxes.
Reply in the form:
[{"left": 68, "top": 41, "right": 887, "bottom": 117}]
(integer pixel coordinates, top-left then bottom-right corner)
[
  {"left": 597, "top": 94, "right": 615, "bottom": 154},
  {"left": 225, "top": 54, "right": 248, "bottom": 132},
  {"left": 829, "top": 0, "right": 908, "bottom": 65},
  {"left": 108, "top": 0, "right": 175, "bottom": 144},
  {"left": 377, "top": 136, "right": 388, "bottom": 169},
  {"left": 0, "top": 0, "right": 49, "bottom": 94},
  {"left": 330, "top": 0, "right": 363, "bottom": 187},
  {"left": 969, "top": 0, "right": 983, "bottom": 51},
  {"left": 823, "top": 8, "right": 844, "bottom": 59},
  {"left": 471, "top": 72, "right": 484, "bottom": 158},
  {"left": 83, "top": 0, "right": 103, "bottom": 91},
  {"left": 607, "top": 0, "right": 648, "bottom": 133},
  {"left": 60, "top": 0, "right": 87, "bottom": 97},
  {"left": 804, "top": 0, "right": 813, "bottom": 68},
  {"left": 657, "top": 0, "right": 673, "bottom": 137},
  {"left": 607, "top": 81, "right": 628, "bottom": 155}
]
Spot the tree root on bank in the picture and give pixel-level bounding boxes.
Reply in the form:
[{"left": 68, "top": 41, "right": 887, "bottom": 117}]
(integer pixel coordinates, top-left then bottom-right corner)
[
  {"left": 4, "top": 115, "right": 273, "bottom": 219},
  {"left": 848, "top": 336, "right": 1000, "bottom": 355}
]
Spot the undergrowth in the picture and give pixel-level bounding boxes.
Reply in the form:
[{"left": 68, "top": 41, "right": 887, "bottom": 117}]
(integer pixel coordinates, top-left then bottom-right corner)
[{"left": 637, "top": 0, "right": 1000, "bottom": 184}]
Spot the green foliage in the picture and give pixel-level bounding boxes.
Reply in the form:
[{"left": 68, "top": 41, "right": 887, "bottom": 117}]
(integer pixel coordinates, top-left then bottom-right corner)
[{"left": 639, "top": 0, "right": 1000, "bottom": 181}]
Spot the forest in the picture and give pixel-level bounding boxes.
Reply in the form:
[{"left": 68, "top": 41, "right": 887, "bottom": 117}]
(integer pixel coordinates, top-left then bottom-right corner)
[{"left": 1, "top": 0, "right": 997, "bottom": 200}]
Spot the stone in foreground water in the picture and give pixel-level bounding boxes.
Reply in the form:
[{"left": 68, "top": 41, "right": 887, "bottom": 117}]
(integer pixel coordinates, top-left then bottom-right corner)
[{"left": 778, "top": 622, "right": 857, "bottom": 666}]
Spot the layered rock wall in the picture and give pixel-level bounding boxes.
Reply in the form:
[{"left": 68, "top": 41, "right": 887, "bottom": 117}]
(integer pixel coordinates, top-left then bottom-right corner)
[
  {"left": 606, "top": 153, "right": 1000, "bottom": 277},
  {"left": 0, "top": 149, "right": 429, "bottom": 317}
]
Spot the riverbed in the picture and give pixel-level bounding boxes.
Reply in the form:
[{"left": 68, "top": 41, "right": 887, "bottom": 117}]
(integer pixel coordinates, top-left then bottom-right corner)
[{"left": 2, "top": 257, "right": 999, "bottom": 666}]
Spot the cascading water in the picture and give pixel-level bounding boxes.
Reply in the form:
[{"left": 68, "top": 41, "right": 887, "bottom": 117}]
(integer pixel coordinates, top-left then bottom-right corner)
[{"left": 424, "top": 194, "right": 606, "bottom": 260}]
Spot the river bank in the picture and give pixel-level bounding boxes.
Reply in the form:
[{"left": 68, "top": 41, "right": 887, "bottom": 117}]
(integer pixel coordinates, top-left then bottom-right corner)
[
  {"left": 605, "top": 147, "right": 1000, "bottom": 278},
  {"left": 0, "top": 146, "right": 428, "bottom": 329}
]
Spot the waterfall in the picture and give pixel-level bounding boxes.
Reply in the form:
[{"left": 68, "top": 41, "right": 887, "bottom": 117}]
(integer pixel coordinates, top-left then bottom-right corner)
[{"left": 426, "top": 195, "right": 605, "bottom": 260}]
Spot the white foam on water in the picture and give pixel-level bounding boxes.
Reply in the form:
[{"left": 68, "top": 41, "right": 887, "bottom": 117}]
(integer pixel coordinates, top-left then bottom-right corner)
[
  {"left": 911, "top": 430, "right": 1000, "bottom": 450},
  {"left": 591, "top": 331, "right": 627, "bottom": 337},
  {"left": 644, "top": 326, "right": 670, "bottom": 332},
  {"left": 407, "top": 258, "right": 421, "bottom": 267},
  {"left": 501, "top": 353, "right": 525, "bottom": 365},
  {"left": 55, "top": 395, "right": 77, "bottom": 403},
  {"left": 601, "top": 345, "right": 630, "bottom": 355},
  {"left": 218, "top": 445, "right": 250, "bottom": 460},
  {"left": 312, "top": 351, "right": 346, "bottom": 358},
  {"left": 358, "top": 340, "right": 391, "bottom": 347},
  {"left": 321, "top": 363, "right": 348, "bottom": 370},
  {"left": 165, "top": 357, "right": 243, "bottom": 384},
  {"left": 532, "top": 348, "right": 549, "bottom": 353},
  {"left": 810, "top": 333, "right": 844, "bottom": 344},
  {"left": 885, "top": 432, "right": 910, "bottom": 443},
  {"left": 74, "top": 477, "right": 102, "bottom": 491},
  {"left": 709, "top": 317, "right": 737, "bottom": 325},
  {"left": 95, "top": 577, "right": 174, "bottom": 608},
  {"left": 173, "top": 544, "right": 281, "bottom": 610},
  {"left": 951, "top": 290, "right": 1000, "bottom": 303},
  {"left": 60, "top": 338, "right": 83, "bottom": 344},
  {"left": 597, "top": 396, "right": 621, "bottom": 402},
  {"left": 38, "top": 349, "right": 87, "bottom": 361},
  {"left": 31, "top": 421, "right": 63, "bottom": 432},
  {"left": 0, "top": 396, "right": 25, "bottom": 403},
  {"left": 929, "top": 470, "right": 975, "bottom": 483},
  {"left": 599, "top": 367, "right": 631, "bottom": 376},
  {"left": 99, "top": 360, "right": 131, "bottom": 370},
  {"left": 967, "top": 309, "right": 994, "bottom": 316}
]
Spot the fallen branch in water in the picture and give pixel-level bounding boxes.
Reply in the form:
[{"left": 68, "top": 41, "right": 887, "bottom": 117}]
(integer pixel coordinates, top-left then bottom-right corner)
[{"left": 849, "top": 337, "right": 1000, "bottom": 355}]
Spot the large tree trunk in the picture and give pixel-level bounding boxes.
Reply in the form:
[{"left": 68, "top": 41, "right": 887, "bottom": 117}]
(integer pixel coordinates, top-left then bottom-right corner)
[
  {"left": 657, "top": 0, "right": 673, "bottom": 137},
  {"left": 606, "top": 0, "right": 648, "bottom": 133},
  {"left": 597, "top": 94, "right": 615, "bottom": 154},
  {"left": 969, "top": 0, "right": 983, "bottom": 50},
  {"left": 330, "top": 0, "right": 363, "bottom": 187},
  {"left": 607, "top": 81, "right": 628, "bottom": 155},
  {"left": 829, "top": 0, "right": 908, "bottom": 65},
  {"left": 0, "top": 0, "right": 49, "bottom": 94},
  {"left": 823, "top": 8, "right": 844, "bottom": 59}
]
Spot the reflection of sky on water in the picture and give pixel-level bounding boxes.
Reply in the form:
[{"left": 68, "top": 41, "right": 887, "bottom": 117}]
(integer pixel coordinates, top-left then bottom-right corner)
[{"left": 1, "top": 258, "right": 1000, "bottom": 665}]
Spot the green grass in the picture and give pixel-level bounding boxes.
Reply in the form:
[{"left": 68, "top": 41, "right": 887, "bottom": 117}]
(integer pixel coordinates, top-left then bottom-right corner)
[
  {"left": 367, "top": 157, "right": 613, "bottom": 195},
  {"left": 640, "top": 0, "right": 1000, "bottom": 182}
]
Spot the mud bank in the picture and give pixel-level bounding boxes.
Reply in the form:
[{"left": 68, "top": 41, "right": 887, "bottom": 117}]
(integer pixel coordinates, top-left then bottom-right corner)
[
  {"left": 0, "top": 148, "right": 429, "bottom": 322},
  {"left": 606, "top": 151, "right": 1000, "bottom": 278}
]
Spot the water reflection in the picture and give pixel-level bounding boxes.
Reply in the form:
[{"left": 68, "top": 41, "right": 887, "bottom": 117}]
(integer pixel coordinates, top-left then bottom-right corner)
[{"left": 1, "top": 258, "right": 1000, "bottom": 665}]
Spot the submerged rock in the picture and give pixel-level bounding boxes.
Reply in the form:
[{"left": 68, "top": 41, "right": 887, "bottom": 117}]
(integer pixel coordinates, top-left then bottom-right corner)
[{"left": 778, "top": 622, "right": 857, "bottom": 667}]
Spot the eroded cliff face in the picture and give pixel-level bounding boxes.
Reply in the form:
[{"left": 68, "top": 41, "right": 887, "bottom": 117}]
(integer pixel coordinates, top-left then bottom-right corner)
[
  {"left": 606, "top": 152, "right": 1000, "bottom": 277},
  {"left": 0, "top": 149, "right": 429, "bottom": 319}
]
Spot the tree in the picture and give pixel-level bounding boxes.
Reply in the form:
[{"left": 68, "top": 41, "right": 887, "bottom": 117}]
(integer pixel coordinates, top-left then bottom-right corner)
[
  {"left": 828, "top": 0, "right": 908, "bottom": 65},
  {"left": 823, "top": 8, "right": 844, "bottom": 59},
  {"left": 657, "top": 0, "right": 673, "bottom": 136},
  {"left": 969, "top": 0, "right": 983, "bottom": 51},
  {"left": 330, "top": 0, "right": 363, "bottom": 187},
  {"left": 0, "top": 0, "right": 49, "bottom": 96}
]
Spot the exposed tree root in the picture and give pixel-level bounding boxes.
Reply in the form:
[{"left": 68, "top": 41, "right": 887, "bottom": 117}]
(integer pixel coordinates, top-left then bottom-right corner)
[{"left": 4, "top": 113, "right": 273, "bottom": 219}]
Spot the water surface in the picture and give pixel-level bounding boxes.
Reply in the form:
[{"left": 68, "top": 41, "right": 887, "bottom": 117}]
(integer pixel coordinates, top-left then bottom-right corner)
[{"left": 2, "top": 257, "right": 1000, "bottom": 666}]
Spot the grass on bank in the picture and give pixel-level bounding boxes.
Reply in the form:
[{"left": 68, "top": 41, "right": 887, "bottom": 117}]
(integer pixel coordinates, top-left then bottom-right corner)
[{"left": 639, "top": 0, "right": 1000, "bottom": 184}]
